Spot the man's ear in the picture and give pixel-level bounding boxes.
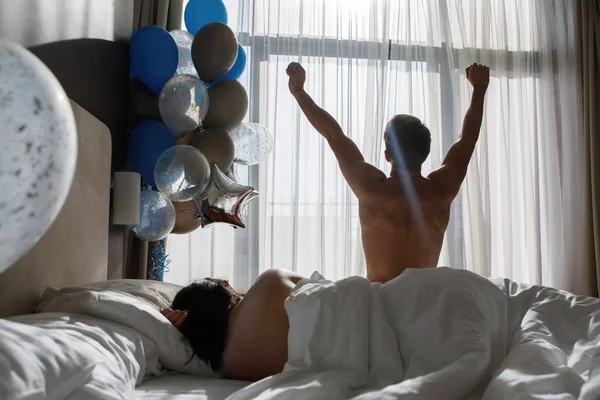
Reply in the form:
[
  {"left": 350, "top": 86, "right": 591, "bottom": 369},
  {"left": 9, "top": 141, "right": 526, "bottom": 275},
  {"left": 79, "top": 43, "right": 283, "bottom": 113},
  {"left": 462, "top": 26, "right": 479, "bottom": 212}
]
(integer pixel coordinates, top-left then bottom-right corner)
[{"left": 384, "top": 150, "right": 392, "bottom": 163}]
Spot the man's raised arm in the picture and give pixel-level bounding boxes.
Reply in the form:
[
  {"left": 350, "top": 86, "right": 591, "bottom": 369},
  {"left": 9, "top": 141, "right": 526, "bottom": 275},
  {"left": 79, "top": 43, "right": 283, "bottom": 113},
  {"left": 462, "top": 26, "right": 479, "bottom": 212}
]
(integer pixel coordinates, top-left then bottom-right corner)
[
  {"left": 429, "top": 63, "right": 489, "bottom": 196},
  {"left": 287, "top": 62, "right": 385, "bottom": 198}
]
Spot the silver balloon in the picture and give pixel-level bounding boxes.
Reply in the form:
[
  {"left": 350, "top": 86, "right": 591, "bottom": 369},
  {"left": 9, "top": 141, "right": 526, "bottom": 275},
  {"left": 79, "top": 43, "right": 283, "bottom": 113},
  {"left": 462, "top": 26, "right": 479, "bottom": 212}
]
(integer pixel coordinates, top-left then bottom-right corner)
[
  {"left": 154, "top": 145, "right": 211, "bottom": 202},
  {"left": 0, "top": 39, "right": 78, "bottom": 275},
  {"left": 159, "top": 74, "right": 209, "bottom": 137},
  {"left": 229, "top": 123, "right": 274, "bottom": 165},
  {"left": 194, "top": 165, "right": 258, "bottom": 229},
  {"left": 170, "top": 30, "right": 199, "bottom": 78},
  {"left": 129, "top": 190, "right": 176, "bottom": 241}
]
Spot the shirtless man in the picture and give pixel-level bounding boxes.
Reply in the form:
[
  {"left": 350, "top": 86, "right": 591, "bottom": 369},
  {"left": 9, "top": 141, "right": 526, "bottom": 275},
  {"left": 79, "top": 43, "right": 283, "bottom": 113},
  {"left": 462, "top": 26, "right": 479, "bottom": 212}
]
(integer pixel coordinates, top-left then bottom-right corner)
[
  {"left": 163, "top": 62, "right": 489, "bottom": 382},
  {"left": 286, "top": 61, "right": 489, "bottom": 282}
]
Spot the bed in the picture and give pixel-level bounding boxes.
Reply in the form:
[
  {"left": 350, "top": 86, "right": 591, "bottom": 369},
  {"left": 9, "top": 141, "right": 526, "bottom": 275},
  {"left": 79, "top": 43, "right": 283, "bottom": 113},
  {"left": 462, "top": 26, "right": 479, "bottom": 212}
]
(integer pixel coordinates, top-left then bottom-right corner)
[
  {"left": 134, "top": 374, "right": 248, "bottom": 400},
  {"left": 2, "top": 41, "right": 600, "bottom": 400}
]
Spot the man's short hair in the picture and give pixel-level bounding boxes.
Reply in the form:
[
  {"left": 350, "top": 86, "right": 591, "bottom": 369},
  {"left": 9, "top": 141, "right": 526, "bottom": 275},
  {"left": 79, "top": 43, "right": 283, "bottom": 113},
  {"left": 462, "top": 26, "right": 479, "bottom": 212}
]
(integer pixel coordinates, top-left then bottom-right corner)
[{"left": 384, "top": 115, "right": 431, "bottom": 171}]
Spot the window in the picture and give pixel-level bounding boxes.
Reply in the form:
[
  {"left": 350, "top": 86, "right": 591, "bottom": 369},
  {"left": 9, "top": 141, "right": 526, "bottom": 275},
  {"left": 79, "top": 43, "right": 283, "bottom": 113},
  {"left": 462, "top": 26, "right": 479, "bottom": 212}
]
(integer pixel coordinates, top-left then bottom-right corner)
[{"left": 167, "top": 0, "right": 583, "bottom": 293}]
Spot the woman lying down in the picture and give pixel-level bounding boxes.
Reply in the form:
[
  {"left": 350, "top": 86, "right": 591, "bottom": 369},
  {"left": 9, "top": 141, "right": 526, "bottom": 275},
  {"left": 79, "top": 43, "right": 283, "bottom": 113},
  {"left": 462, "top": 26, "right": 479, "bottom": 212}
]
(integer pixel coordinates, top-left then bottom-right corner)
[
  {"left": 161, "top": 269, "right": 303, "bottom": 382},
  {"left": 161, "top": 268, "right": 600, "bottom": 400}
]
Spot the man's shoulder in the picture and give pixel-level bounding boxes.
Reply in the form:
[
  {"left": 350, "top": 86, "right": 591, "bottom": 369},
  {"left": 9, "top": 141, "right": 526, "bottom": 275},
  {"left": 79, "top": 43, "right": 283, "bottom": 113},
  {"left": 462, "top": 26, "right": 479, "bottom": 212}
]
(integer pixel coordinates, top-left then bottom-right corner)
[{"left": 357, "top": 178, "right": 454, "bottom": 208}]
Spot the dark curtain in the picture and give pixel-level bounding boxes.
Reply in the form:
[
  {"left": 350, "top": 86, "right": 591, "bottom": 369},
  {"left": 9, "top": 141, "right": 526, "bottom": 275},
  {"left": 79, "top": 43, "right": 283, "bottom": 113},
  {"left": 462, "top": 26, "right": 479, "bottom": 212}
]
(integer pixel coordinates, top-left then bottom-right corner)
[
  {"left": 125, "top": 0, "right": 184, "bottom": 279},
  {"left": 577, "top": 0, "right": 600, "bottom": 296}
]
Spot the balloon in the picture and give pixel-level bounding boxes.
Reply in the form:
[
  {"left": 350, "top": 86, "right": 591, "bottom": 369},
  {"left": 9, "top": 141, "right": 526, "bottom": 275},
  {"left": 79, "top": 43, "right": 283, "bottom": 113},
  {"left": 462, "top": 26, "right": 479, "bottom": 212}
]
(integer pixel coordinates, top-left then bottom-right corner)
[
  {"left": 170, "top": 30, "right": 199, "bottom": 78},
  {"left": 171, "top": 200, "right": 203, "bottom": 234},
  {"left": 158, "top": 74, "right": 209, "bottom": 137},
  {"left": 203, "top": 79, "right": 248, "bottom": 129},
  {"left": 129, "top": 190, "right": 176, "bottom": 241},
  {"left": 128, "top": 121, "right": 175, "bottom": 186},
  {"left": 130, "top": 25, "right": 178, "bottom": 93},
  {"left": 189, "top": 128, "right": 235, "bottom": 172},
  {"left": 229, "top": 123, "right": 274, "bottom": 165},
  {"left": 191, "top": 22, "right": 238, "bottom": 82},
  {"left": 0, "top": 39, "right": 78, "bottom": 275},
  {"left": 225, "top": 164, "right": 242, "bottom": 183},
  {"left": 176, "top": 131, "right": 193, "bottom": 145},
  {"left": 221, "top": 44, "right": 247, "bottom": 81},
  {"left": 184, "top": 0, "right": 228, "bottom": 35},
  {"left": 130, "top": 79, "right": 161, "bottom": 126},
  {"left": 154, "top": 145, "right": 211, "bottom": 202},
  {"left": 196, "top": 166, "right": 258, "bottom": 229}
]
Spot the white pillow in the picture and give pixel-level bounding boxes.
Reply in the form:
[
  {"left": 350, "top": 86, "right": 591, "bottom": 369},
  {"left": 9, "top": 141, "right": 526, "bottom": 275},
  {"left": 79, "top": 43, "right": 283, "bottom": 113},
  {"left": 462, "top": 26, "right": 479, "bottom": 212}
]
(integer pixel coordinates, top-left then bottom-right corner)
[
  {"left": 36, "top": 280, "right": 219, "bottom": 379},
  {"left": 38, "top": 279, "right": 183, "bottom": 310}
]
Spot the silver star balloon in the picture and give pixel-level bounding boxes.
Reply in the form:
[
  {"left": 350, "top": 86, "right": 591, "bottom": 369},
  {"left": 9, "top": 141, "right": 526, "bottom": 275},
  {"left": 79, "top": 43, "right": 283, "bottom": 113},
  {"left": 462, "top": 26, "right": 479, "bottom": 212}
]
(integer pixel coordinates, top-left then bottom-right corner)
[{"left": 192, "top": 165, "right": 258, "bottom": 229}]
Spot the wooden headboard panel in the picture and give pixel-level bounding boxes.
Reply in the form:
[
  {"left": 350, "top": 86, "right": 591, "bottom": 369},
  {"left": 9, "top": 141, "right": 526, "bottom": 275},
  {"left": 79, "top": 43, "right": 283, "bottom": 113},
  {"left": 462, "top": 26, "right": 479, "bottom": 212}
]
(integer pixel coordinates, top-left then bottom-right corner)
[{"left": 0, "top": 100, "right": 112, "bottom": 317}]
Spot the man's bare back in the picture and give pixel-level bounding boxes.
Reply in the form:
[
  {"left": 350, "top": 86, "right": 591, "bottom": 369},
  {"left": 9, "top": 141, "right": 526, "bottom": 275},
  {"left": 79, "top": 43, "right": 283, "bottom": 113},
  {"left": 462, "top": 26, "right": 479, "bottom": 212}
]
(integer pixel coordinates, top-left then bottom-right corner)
[
  {"left": 360, "top": 174, "right": 453, "bottom": 282},
  {"left": 288, "top": 61, "right": 489, "bottom": 282}
]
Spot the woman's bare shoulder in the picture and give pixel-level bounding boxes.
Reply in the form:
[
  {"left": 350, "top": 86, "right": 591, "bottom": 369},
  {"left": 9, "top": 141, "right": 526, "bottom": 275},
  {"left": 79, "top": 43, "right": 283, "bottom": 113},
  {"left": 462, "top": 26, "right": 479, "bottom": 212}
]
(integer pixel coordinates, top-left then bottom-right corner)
[{"left": 256, "top": 268, "right": 305, "bottom": 285}]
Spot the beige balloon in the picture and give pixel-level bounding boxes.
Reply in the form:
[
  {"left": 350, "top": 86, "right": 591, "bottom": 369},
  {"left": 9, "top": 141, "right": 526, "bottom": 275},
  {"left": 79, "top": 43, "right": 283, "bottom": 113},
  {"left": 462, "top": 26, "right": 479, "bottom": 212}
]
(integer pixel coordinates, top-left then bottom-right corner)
[
  {"left": 189, "top": 128, "right": 235, "bottom": 172},
  {"left": 191, "top": 22, "right": 238, "bottom": 82},
  {"left": 171, "top": 200, "right": 202, "bottom": 234},
  {"left": 203, "top": 79, "right": 248, "bottom": 130},
  {"left": 176, "top": 132, "right": 193, "bottom": 145}
]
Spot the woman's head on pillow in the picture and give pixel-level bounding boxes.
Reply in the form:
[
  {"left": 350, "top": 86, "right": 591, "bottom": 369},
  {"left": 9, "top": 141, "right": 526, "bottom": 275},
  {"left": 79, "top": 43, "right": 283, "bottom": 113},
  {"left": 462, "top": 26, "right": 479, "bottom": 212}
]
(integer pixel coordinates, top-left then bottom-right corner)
[{"left": 171, "top": 279, "right": 243, "bottom": 371}]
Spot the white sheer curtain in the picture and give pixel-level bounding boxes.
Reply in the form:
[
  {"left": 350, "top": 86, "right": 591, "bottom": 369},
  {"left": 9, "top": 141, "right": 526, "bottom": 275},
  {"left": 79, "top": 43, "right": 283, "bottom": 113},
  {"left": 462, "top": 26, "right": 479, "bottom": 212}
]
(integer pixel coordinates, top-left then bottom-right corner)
[{"left": 166, "top": 0, "right": 587, "bottom": 295}]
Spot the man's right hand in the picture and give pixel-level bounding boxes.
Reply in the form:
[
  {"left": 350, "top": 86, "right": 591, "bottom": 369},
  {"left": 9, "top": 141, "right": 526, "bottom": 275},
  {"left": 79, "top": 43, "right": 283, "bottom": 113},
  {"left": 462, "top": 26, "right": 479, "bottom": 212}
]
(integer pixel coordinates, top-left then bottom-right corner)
[
  {"left": 286, "top": 62, "right": 306, "bottom": 95},
  {"left": 466, "top": 63, "right": 490, "bottom": 90}
]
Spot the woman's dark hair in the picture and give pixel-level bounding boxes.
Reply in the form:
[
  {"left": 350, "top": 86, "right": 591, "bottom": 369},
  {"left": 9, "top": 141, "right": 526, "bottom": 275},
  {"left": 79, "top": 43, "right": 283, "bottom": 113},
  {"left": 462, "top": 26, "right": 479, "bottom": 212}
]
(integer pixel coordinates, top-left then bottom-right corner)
[{"left": 171, "top": 279, "right": 243, "bottom": 371}]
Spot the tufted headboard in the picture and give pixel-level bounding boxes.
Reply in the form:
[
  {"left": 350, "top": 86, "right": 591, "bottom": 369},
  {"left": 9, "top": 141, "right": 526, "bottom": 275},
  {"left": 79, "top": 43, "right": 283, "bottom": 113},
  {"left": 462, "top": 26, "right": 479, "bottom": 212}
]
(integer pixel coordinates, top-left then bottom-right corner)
[{"left": 0, "top": 100, "right": 112, "bottom": 317}]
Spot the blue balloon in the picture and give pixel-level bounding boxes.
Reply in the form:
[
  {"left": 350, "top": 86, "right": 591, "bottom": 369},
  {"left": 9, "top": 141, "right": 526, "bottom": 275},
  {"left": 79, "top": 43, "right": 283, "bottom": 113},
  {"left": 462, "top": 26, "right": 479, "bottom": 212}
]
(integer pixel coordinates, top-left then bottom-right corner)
[
  {"left": 184, "top": 0, "right": 228, "bottom": 35},
  {"left": 128, "top": 121, "right": 176, "bottom": 187},
  {"left": 130, "top": 25, "right": 178, "bottom": 93},
  {"left": 222, "top": 44, "right": 246, "bottom": 81}
]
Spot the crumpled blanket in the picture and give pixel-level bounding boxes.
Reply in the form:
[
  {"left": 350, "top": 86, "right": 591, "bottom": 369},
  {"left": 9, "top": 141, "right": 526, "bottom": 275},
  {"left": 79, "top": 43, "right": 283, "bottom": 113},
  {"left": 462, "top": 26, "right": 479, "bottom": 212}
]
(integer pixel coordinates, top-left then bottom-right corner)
[{"left": 227, "top": 267, "right": 600, "bottom": 400}]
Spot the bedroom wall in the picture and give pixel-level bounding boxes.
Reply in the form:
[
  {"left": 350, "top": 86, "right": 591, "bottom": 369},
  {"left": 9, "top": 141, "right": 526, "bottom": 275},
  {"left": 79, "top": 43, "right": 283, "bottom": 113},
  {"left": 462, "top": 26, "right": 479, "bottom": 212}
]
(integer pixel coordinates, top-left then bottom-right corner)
[
  {"left": 0, "top": 0, "right": 134, "bottom": 280},
  {"left": 0, "top": 0, "right": 132, "bottom": 46}
]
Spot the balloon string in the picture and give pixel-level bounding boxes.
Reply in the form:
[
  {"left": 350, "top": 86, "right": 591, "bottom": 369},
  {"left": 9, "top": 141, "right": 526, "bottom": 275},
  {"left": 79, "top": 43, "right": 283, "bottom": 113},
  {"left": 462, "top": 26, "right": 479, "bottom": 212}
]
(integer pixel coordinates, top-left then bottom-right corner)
[{"left": 148, "top": 238, "right": 171, "bottom": 281}]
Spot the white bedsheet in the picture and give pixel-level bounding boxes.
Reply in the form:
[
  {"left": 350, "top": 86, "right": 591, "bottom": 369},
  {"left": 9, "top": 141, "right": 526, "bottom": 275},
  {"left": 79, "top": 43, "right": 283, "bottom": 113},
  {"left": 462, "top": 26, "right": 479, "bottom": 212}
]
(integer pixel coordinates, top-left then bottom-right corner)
[
  {"left": 135, "top": 374, "right": 248, "bottom": 400},
  {"left": 227, "top": 268, "right": 600, "bottom": 400},
  {"left": 0, "top": 313, "right": 160, "bottom": 400}
]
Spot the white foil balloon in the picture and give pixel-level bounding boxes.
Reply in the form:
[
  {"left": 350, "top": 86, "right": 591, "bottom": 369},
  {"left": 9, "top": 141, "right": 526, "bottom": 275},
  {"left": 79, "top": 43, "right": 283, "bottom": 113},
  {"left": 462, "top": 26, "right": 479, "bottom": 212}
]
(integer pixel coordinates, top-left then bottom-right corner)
[
  {"left": 129, "top": 190, "right": 176, "bottom": 241},
  {"left": 229, "top": 123, "right": 274, "bottom": 165},
  {"left": 0, "top": 39, "right": 78, "bottom": 275},
  {"left": 159, "top": 74, "right": 209, "bottom": 137},
  {"left": 170, "top": 30, "right": 199, "bottom": 78}
]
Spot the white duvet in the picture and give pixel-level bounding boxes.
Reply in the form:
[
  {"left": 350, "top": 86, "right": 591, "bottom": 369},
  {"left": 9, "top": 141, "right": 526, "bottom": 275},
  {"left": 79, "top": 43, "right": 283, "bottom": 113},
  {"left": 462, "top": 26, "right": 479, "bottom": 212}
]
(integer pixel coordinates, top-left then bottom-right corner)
[{"left": 227, "top": 268, "right": 600, "bottom": 400}]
